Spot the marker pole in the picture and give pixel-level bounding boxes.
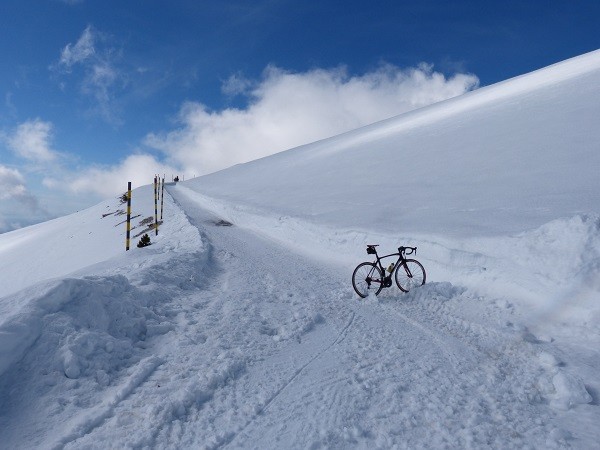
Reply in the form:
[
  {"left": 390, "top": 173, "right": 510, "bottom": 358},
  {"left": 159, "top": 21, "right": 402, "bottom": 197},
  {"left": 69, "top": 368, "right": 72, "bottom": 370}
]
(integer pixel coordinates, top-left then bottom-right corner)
[
  {"left": 126, "top": 182, "right": 132, "bottom": 250},
  {"left": 154, "top": 176, "right": 159, "bottom": 236},
  {"left": 160, "top": 177, "right": 165, "bottom": 220}
]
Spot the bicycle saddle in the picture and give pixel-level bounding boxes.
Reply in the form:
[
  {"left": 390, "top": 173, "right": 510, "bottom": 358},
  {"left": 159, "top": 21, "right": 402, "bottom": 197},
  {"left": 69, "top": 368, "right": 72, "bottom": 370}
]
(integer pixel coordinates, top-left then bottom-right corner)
[{"left": 366, "top": 244, "right": 378, "bottom": 254}]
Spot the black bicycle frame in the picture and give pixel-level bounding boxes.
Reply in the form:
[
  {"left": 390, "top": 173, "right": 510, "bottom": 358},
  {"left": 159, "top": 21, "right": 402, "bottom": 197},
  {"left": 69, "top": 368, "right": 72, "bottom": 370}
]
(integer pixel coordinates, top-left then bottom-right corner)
[{"left": 368, "top": 247, "right": 416, "bottom": 286}]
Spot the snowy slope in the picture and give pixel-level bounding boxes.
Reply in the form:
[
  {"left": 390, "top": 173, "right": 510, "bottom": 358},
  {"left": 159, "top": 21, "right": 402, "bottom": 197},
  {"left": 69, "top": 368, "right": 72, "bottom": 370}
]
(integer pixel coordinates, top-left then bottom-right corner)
[
  {"left": 187, "top": 50, "right": 600, "bottom": 237},
  {"left": 0, "top": 51, "right": 599, "bottom": 448}
]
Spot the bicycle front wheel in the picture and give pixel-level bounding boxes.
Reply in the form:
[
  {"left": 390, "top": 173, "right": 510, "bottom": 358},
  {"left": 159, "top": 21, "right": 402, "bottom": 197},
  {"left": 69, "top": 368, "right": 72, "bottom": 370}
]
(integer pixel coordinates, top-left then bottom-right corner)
[
  {"left": 352, "top": 262, "right": 383, "bottom": 298},
  {"left": 395, "top": 259, "right": 426, "bottom": 292}
]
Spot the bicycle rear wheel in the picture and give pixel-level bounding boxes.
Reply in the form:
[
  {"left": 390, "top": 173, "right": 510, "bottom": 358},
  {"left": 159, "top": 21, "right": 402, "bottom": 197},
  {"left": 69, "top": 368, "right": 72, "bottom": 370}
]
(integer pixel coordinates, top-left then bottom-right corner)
[
  {"left": 352, "top": 262, "right": 383, "bottom": 298},
  {"left": 394, "top": 259, "right": 426, "bottom": 292}
]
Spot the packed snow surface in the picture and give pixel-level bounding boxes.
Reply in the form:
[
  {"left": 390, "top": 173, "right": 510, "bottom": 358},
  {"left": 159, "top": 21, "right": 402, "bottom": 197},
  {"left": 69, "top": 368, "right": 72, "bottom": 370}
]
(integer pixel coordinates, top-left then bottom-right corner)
[{"left": 1, "top": 50, "right": 599, "bottom": 448}]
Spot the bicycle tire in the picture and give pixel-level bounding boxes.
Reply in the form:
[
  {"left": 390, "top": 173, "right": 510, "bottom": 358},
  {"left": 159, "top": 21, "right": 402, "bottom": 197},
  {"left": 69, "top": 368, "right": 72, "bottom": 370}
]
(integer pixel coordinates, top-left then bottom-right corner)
[
  {"left": 352, "top": 262, "right": 383, "bottom": 298},
  {"left": 394, "top": 259, "right": 426, "bottom": 292}
]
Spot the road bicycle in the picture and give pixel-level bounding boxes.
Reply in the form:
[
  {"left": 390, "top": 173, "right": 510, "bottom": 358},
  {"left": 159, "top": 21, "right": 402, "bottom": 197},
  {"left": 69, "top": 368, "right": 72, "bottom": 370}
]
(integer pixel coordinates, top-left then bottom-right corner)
[{"left": 352, "top": 245, "right": 426, "bottom": 298}]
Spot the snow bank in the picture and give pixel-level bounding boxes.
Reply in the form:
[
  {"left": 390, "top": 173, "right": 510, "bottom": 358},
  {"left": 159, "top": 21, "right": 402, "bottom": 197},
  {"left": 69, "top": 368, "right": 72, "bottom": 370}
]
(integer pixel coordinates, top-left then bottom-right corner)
[
  {"left": 0, "top": 273, "right": 177, "bottom": 448},
  {"left": 0, "top": 185, "right": 211, "bottom": 449},
  {"left": 0, "top": 183, "right": 204, "bottom": 386},
  {"left": 177, "top": 186, "right": 600, "bottom": 329},
  {"left": 0, "top": 275, "right": 152, "bottom": 380}
]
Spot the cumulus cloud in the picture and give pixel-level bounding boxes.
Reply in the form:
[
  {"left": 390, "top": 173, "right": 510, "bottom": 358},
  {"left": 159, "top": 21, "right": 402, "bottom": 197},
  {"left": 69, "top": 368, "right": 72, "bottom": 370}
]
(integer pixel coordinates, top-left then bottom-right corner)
[
  {"left": 146, "top": 64, "right": 479, "bottom": 176},
  {"left": 7, "top": 119, "right": 58, "bottom": 162},
  {"left": 2, "top": 118, "right": 172, "bottom": 218}
]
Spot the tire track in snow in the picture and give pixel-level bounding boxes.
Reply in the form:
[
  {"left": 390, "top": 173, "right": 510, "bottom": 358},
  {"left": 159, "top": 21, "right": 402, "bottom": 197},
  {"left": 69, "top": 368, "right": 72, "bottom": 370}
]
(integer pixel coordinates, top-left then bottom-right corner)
[
  {"left": 222, "top": 311, "right": 356, "bottom": 448},
  {"left": 369, "top": 287, "right": 560, "bottom": 447},
  {"left": 261, "top": 310, "right": 356, "bottom": 417}
]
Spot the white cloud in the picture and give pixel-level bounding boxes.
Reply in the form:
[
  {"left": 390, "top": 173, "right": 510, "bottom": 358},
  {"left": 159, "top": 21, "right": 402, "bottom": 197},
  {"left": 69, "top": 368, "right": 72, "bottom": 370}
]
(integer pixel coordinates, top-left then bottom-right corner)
[
  {"left": 2, "top": 119, "right": 173, "bottom": 229},
  {"left": 63, "top": 154, "right": 178, "bottom": 197},
  {"left": 0, "top": 165, "right": 27, "bottom": 200},
  {"left": 146, "top": 64, "right": 479, "bottom": 176},
  {"left": 55, "top": 26, "right": 122, "bottom": 123},
  {"left": 59, "top": 25, "right": 95, "bottom": 69},
  {"left": 222, "top": 72, "right": 252, "bottom": 96},
  {"left": 82, "top": 61, "right": 119, "bottom": 121},
  {"left": 0, "top": 165, "right": 46, "bottom": 232},
  {"left": 7, "top": 119, "right": 58, "bottom": 162}
]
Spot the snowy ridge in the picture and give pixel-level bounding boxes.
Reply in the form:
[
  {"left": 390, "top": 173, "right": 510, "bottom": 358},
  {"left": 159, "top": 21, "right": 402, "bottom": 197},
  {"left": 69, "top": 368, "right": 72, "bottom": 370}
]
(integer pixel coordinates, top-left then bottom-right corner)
[{"left": 1, "top": 51, "right": 599, "bottom": 448}]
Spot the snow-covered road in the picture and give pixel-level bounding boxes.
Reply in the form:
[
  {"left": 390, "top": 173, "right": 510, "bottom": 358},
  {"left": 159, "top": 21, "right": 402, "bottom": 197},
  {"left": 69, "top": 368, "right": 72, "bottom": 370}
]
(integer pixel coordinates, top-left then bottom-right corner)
[
  {"left": 55, "top": 187, "right": 573, "bottom": 449},
  {"left": 1, "top": 186, "right": 594, "bottom": 449}
]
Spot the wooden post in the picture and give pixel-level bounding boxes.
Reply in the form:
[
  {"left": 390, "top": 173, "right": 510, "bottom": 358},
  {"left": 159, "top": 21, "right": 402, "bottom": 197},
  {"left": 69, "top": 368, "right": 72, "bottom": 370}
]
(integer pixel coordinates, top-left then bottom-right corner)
[{"left": 125, "top": 182, "right": 132, "bottom": 251}]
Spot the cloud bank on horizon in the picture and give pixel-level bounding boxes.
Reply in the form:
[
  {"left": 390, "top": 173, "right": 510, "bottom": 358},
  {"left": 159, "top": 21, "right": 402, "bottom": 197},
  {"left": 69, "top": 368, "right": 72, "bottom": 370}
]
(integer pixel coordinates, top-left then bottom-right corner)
[{"left": 0, "top": 24, "right": 478, "bottom": 233}]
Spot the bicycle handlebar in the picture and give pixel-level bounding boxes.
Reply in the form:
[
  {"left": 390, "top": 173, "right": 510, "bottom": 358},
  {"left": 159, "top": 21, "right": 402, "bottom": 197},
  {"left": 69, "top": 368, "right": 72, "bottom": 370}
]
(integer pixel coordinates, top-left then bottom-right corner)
[
  {"left": 398, "top": 246, "right": 417, "bottom": 255},
  {"left": 366, "top": 245, "right": 417, "bottom": 256}
]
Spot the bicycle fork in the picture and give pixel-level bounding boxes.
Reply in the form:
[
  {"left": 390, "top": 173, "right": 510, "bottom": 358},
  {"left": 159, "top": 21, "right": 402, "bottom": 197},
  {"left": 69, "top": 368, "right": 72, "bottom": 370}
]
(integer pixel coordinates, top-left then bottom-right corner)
[{"left": 400, "top": 261, "right": 414, "bottom": 278}]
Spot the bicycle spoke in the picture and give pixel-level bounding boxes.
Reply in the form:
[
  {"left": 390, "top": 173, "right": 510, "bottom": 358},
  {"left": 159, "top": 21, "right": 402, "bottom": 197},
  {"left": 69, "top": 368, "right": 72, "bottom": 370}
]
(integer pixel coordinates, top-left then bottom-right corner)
[
  {"left": 352, "top": 262, "right": 383, "bottom": 298},
  {"left": 394, "top": 259, "right": 426, "bottom": 292}
]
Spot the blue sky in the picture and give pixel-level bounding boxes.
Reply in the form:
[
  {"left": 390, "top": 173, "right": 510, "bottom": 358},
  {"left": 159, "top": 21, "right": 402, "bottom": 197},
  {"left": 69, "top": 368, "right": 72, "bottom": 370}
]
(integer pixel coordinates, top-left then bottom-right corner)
[{"left": 1, "top": 0, "right": 599, "bottom": 232}]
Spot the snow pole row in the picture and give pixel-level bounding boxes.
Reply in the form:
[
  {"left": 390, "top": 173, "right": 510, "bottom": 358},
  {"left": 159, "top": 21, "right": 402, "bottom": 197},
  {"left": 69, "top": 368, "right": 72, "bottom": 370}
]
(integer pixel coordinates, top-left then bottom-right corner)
[
  {"left": 125, "top": 175, "right": 166, "bottom": 251},
  {"left": 153, "top": 174, "right": 166, "bottom": 235}
]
